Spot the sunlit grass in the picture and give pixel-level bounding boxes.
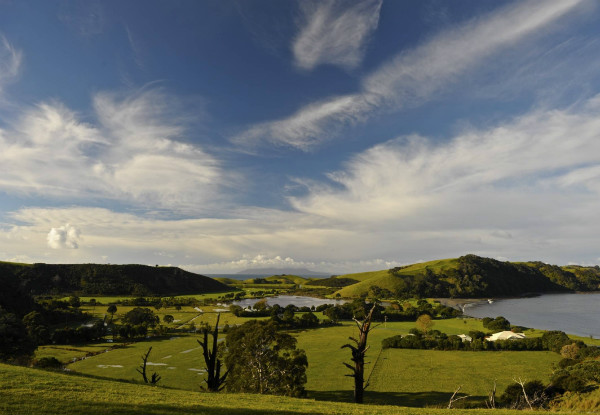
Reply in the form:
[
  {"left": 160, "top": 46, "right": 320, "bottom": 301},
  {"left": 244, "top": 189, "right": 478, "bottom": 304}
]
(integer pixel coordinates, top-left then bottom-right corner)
[{"left": 0, "top": 363, "right": 536, "bottom": 415}]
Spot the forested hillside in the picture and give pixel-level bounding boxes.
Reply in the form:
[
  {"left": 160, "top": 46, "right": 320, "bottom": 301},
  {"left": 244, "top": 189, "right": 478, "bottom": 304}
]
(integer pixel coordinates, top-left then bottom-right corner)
[
  {"left": 0, "top": 261, "right": 231, "bottom": 297},
  {"left": 335, "top": 255, "right": 600, "bottom": 298}
]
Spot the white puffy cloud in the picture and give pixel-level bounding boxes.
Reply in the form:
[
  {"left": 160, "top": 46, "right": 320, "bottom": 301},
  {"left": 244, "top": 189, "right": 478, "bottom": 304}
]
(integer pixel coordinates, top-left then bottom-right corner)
[
  {"left": 0, "top": 89, "right": 223, "bottom": 212},
  {"left": 235, "top": 0, "right": 585, "bottom": 150},
  {"left": 47, "top": 224, "right": 81, "bottom": 249},
  {"left": 292, "top": 0, "right": 382, "bottom": 71}
]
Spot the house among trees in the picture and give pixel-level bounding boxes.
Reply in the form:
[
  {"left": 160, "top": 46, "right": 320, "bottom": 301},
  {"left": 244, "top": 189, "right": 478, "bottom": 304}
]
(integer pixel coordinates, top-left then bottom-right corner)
[
  {"left": 458, "top": 334, "right": 472, "bottom": 342},
  {"left": 486, "top": 331, "right": 526, "bottom": 341}
]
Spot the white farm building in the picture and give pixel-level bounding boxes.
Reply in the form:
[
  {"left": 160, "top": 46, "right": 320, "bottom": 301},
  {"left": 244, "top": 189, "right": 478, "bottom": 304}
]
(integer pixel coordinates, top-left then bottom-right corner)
[{"left": 486, "top": 331, "right": 526, "bottom": 341}]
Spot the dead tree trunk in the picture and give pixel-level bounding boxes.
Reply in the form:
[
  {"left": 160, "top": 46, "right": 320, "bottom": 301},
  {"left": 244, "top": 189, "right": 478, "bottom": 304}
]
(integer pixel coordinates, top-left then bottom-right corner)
[
  {"left": 137, "top": 346, "right": 161, "bottom": 385},
  {"left": 514, "top": 377, "right": 533, "bottom": 410},
  {"left": 342, "top": 305, "right": 377, "bottom": 404},
  {"left": 486, "top": 381, "right": 496, "bottom": 409},
  {"left": 448, "top": 385, "right": 470, "bottom": 409},
  {"left": 198, "top": 313, "right": 229, "bottom": 391}
]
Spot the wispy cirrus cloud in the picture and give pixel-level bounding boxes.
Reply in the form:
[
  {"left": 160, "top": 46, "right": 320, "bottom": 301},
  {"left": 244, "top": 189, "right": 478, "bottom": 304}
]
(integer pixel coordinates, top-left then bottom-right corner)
[
  {"left": 288, "top": 94, "right": 600, "bottom": 262},
  {"left": 235, "top": 0, "right": 586, "bottom": 151},
  {"left": 292, "top": 0, "right": 382, "bottom": 71},
  {"left": 0, "top": 88, "right": 223, "bottom": 213},
  {"left": 6, "top": 96, "right": 600, "bottom": 269},
  {"left": 0, "top": 35, "right": 22, "bottom": 97}
]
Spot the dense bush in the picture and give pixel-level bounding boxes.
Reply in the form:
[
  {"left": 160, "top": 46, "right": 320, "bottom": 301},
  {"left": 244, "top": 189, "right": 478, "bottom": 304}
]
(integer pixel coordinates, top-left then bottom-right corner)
[
  {"left": 541, "top": 331, "right": 572, "bottom": 353},
  {"left": 121, "top": 307, "right": 159, "bottom": 327},
  {"left": 383, "top": 331, "right": 554, "bottom": 352},
  {"left": 50, "top": 321, "right": 105, "bottom": 344},
  {"left": 0, "top": 308, "right": 35, "bottom": 362},
  {"left": 500, "top": 380, "right": 548, "bottom": 409},
  {"left": 482, "top": 316, "right": 511, "bottom": 331},
  {"left": 34, "top": 356, "right": 63, "bottom": 369}
]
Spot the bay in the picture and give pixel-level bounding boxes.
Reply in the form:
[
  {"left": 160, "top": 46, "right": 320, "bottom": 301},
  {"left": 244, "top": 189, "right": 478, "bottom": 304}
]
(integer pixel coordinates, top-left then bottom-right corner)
[
  {"left": 464, "top": 292, "right": 600, "bottom": 338},
  {"left": 233, "top": 295, "right": 345, "bottom": 309}
]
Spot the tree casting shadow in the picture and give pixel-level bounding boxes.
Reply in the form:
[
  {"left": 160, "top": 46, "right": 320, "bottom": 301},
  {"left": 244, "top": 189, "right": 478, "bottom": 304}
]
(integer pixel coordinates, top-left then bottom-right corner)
[{"left": 308, "top": 389, "right": 486, "bottom": 407}]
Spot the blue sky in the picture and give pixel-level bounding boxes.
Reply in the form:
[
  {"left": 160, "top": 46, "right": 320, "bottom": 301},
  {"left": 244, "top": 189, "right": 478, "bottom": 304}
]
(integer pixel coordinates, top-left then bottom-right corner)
[{"left": 1, "top": 0, "right": 600, "bottom": 274}]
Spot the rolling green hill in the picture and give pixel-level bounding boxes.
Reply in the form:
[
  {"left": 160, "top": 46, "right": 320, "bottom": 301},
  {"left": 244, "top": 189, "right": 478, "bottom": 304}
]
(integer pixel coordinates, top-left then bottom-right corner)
[
  {"left": 0, "top": 362, "right": 531, "bottom": 415},
  {"left": 305, "top": 276, "right": 359, "bottom": 288},
  {"left": 0, "top": 261, "right": 231, "bottom": 297},
  {"left": 334, "top": 255, "right": 600, "bottom": 298},
  {"left": 264, "top": 275, "right": 313, "bottom": 285}
]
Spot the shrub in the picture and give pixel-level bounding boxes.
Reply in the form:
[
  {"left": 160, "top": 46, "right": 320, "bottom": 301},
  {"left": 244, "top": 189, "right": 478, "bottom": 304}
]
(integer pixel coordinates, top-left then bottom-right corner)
[
  {"left": 34, "top": 356, "right": 62, "bottom": 369},
  {"left": 542, "top": 331, "right": 571, "bottom": 353}
]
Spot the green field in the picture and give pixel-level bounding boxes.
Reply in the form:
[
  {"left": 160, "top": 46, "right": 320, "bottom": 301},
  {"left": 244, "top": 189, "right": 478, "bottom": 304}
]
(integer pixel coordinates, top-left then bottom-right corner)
[
  {"left": 0, "top": 362, "right": 532, "bottom": 415},
  {"left": 80, "top": 304, "right": 260, "bottom": 329},
  {"left": 35, "top": 343, "right": 117, "bottom": 364},
  {"left": 295, "top": 322, "right": 560, "bottom": 407},
  {"left": 63, "top": 319, "right": 563, "bottom": 408}
]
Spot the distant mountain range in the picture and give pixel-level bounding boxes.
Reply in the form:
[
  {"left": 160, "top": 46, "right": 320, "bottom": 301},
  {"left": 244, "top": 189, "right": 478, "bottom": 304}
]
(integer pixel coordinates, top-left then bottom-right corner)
[{"left": 235, "top": 267, "right": 331, "bottom": 277}]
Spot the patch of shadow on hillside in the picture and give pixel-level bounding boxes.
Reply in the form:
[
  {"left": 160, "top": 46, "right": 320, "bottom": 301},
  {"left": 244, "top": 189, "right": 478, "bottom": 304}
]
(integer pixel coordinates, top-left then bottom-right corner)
[
  {"left": 55, "top": 400, "right": 354, "bottom": 415},
  {"left": 308, "top": 390, "right": 486, "bottom": 407}
]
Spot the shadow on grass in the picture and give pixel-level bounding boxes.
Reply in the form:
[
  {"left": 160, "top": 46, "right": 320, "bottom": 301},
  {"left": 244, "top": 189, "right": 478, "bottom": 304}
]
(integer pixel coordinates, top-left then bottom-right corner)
[
  {"left": 21, "top": 400, "right": 356, "bottom": 415},
  {"left": 308, "top": 390, "right": 486, "bottom": 407}
]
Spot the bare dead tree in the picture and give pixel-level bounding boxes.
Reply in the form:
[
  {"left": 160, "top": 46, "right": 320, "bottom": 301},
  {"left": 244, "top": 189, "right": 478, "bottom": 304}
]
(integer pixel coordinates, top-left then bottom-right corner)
[
  {"left": 149, "top": 372, "right": 161, "bottom": 385},
  {"left": 513, "top": 377, "right": 532, "bottom": 410},
  {"left": 342, "top": 305, "right": 378, "bottom": 404},
  {"left": 486, "top": 380, "right": 496, "bottom": 409},
  {"left": 447, "top": 385, "right": 470, "bottom": 409},
  {"left": 198, "top": 313, "right": 228, "bottom": 391},
  {"left": 137, "top": 346, "right": 161, "bottom": 385}
]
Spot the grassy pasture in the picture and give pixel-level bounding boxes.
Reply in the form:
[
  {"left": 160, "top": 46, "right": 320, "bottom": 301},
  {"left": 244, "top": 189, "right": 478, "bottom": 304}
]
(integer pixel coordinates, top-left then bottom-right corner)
[
  {"left": 0, "top": 362, "right": 530, "bottom": 415},
  {"left": 63, "top": 319, "right": 561, "bottom": 408},
  {"left": 295, "top": 321, "right": 560, "bottom": 407},
  {"left": 80, "top": 305, "right": 259, "bottom": 328},
  {"left": 365, "top": 349, "right": 558, "bottom": 407},
  {"left": 68, "top": 335, "right": 210, "bottom": 389},
  {"left": 62, "top": 291, "right": 237, "bottom": 304},
  {"left": 35, "top": 343, "right": 117, "bottom": 364}
]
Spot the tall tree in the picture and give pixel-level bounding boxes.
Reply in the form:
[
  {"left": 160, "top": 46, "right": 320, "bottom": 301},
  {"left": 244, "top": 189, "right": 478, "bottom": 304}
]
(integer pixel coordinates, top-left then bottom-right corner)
[
  {"left": 342, "top": 304, "right": 377, "bottom": 404},
  {"left": 197, "top": 313, "right": 228, "bottom": 391},
  {"left": 225, "top": 320, "right": 307, "bottom": 397},
  {"left": 106, "top": 304, "right": 117, "bottom": 321}
]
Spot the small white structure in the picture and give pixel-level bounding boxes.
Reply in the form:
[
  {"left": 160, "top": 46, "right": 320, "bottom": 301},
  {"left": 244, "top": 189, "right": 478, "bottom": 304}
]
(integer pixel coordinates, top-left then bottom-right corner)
[
  {"left": 486, "top": 331, "right": 526, "bottom": 342},
  {"left": 458, "top": 334, "right": 472, "bottom": 342}
]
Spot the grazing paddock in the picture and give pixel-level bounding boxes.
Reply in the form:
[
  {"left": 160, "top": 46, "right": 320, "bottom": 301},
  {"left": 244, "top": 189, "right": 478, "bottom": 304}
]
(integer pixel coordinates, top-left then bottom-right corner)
[{"left": 65, "top": 320, "right": 559, "bottom": 408}]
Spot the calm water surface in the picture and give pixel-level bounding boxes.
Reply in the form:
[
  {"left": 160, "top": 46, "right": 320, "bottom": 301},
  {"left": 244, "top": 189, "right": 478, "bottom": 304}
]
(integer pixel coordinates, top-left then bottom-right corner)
[
  {"left": 464, "top": 292, "right": 600, "bottom": 337},
  {"left": 233, "top": 295, "right": 345, "bottom": 309}
]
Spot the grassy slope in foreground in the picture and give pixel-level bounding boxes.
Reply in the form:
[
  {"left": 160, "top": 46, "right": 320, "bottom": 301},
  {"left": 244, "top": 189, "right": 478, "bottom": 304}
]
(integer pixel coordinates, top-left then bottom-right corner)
[{"left": 0, "top": 363, "right": 532, "bottom": 415}]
